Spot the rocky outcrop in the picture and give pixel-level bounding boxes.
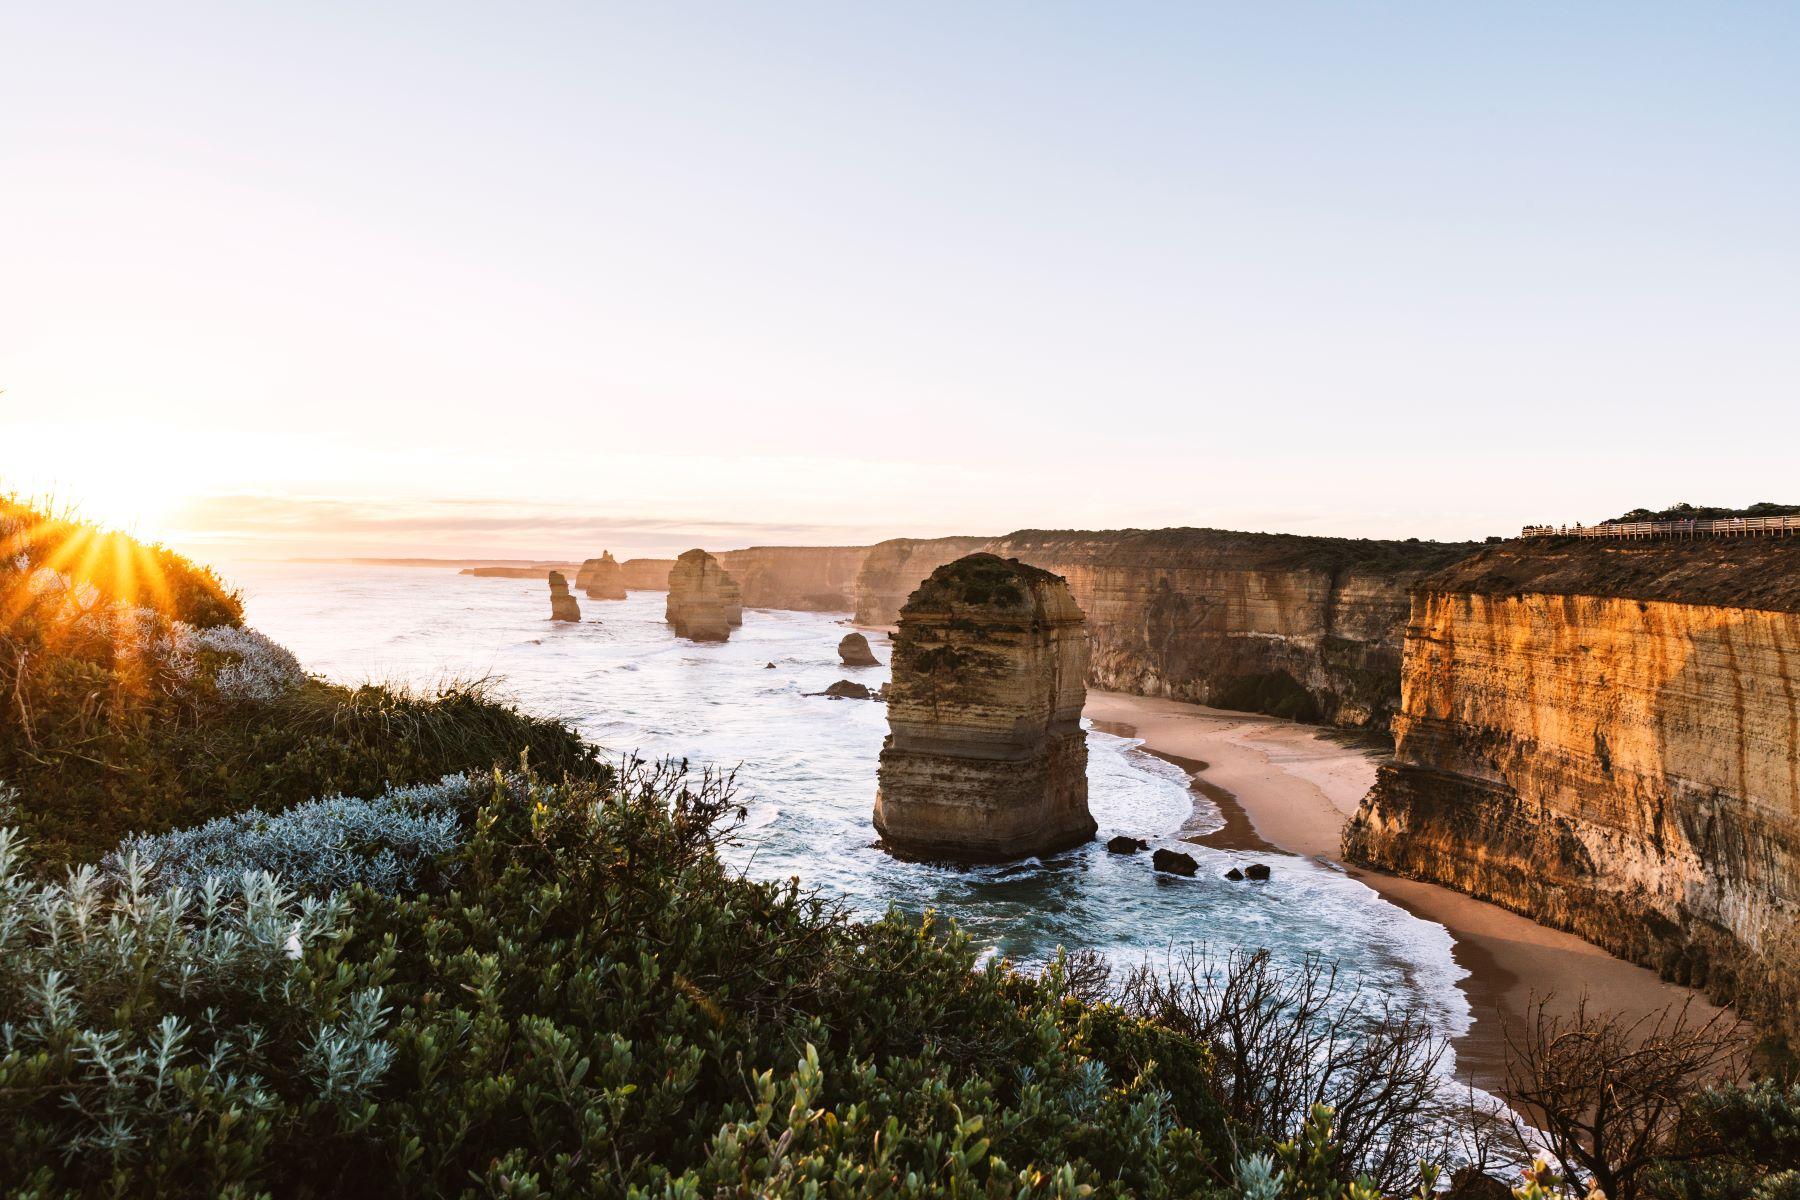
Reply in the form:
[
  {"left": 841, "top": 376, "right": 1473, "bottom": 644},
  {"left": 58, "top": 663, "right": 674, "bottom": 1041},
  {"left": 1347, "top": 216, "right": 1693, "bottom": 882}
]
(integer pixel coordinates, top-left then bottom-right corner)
[
  {"left": 1343, "top": 537, "right": 1800, "bottom": 1035},
  {"left": 575, "top": 551, "right": 627, "bottom": 600},
  {"left": 838, "top": 633, "right": 879, "bottom": 667},
  {"left": 852, "top": 537, "right": 995, "bottom": 626},
  {"left": 620, "top": 558, "right": 676, "bottom": 590},
  {"left": 874, "top": 555, "right": 1095, "bottom": 861},
  {"left": 716, "top": 546, "right": 872, "bottom": 611},
  {"left": 547, "top": 571, "right": 580, "bottom": 622},
  {"left": 462, "top": 563, "right": 578, "bottom": 579},
  {"left": 664, "top": 550, "right": 737, "bottom": 642},
  {"left": 985, "top": 529, "right": 1481, "bottom": 730},
  {"left": 719, "top": 575, "right": 743, "bottom": 627}
]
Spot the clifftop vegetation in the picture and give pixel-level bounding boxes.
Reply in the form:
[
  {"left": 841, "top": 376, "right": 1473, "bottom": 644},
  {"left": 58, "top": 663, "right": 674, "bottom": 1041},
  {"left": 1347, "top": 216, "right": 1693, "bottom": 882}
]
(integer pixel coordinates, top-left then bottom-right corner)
[
  {"left": 1421, "top": 537, "right": 1800, "bottom": 613},
  {"left": 1606, "top": 502, "right": 1800, "bottom": 524},
  {"left": 991, "top": 528, "right": 1484, "bottom": 576}
]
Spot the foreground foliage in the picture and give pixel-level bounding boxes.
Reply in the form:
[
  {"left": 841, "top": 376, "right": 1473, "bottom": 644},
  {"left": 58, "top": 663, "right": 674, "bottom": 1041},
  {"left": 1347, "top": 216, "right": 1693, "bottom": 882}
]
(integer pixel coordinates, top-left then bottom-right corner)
[{"left": 0, "top": 497, "right": 597, "bottom": 867}]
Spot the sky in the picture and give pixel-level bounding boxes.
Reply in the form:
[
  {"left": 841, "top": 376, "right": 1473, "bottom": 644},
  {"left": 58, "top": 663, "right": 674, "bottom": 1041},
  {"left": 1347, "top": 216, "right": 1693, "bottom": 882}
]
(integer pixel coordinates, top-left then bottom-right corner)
[{"left": 2, "top": 2, "right": 1796, "bottom": 561}]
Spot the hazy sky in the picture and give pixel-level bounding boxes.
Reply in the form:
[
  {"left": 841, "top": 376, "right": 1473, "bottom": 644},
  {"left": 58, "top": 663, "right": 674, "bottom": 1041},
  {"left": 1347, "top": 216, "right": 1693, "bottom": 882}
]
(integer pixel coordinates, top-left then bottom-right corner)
[{"left": 3, "top": 2, "right": 1796, "bottom": 560}]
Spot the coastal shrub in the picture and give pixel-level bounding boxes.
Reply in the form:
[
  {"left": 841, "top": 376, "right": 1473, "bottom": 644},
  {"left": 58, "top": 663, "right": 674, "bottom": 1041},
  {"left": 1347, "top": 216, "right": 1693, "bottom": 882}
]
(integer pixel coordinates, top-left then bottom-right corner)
[
  {"left": 1, "top": 499, "right": 601, "bottom": 868},
  {"left": 112, "top": 772, "right": 483, "bottom": 895},
  {"left": 0, "top": 830, "right": 396, "bottom": 1197},
  {"left": 1115, "top": 947, "right": 1486, "bottom": 1194}
]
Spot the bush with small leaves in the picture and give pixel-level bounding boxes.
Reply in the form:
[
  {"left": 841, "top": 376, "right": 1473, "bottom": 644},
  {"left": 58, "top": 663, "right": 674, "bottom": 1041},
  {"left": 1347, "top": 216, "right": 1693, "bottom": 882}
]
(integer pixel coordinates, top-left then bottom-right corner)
[
  {"left": 111, "top": 772, "right": 489, "bottom": 895},
  {"left": 0, "top": 828, "right": 396, "bottom": 1197}
]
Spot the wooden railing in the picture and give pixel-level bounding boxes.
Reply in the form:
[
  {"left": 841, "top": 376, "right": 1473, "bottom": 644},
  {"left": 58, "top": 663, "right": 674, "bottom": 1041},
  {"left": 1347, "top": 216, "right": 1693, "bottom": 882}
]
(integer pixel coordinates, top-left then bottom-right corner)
[{"left": 1521, "top": 515, "right": 1800, "bottom": 540}]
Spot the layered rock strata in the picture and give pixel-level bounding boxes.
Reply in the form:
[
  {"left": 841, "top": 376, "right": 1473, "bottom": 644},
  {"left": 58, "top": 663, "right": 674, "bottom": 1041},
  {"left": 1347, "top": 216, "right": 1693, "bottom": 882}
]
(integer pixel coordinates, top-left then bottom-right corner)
[
  {"left": 664, "top": 550, "right": 736, "bottom": 642},
  {"left": 620, "top": 558, "right": 676, "bottom": 590},
  {"left": 874, "top": 554, "right": 1095, "bottom": 861},
  {"left": 985, "top": 529, "right": 1481, "bottom": 729},
  {"left": 1343, "top": 537, "right": 1800, "bottom": 1035},
  {"left": 575, "top": 551, "right": 627, "bottom": 600},
  {"left": 719, "top": 576, "right": 743, "bottom": 627},
  {"left": 852, "top": 537, "right": 995, "bottom": 626},
  {"left": 547, "top": 571, "right": 581, "bottom": 622},
  {"left": 716, "top": 546, "right": 872, "bottom": 611}
]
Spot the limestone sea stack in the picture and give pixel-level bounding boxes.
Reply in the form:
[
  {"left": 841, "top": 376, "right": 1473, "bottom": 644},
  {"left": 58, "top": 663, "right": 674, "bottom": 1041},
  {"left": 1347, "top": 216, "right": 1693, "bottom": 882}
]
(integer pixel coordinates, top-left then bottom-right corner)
[
  {"left": 838, "top": 632, "right": 879, "bottom": 667},
  {"left": 664, "top": 549, "right": 736, "bottom": 642},
  {"left": 575, "top": 551, "right": 627, "bottom": 600},
  {"left": 547, "top": 571, "right": 581, "bottom": 622},
  {"left": 873, "top": 554, "right": 1095, "bottom": 861}
]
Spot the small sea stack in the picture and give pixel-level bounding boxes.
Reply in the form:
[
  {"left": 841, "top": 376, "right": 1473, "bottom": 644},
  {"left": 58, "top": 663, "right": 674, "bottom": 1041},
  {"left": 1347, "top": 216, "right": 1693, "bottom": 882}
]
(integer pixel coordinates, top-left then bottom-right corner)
[
  {"left": 838, "top": 632, "right": 879, "bottom": 667},
  {"left": 547, "top": 571, "right": 581, "bottom": 622},
  {"left": 873, "top": 554, "right": 1095, "bottom": 861},
  {"left": 665, "top": 549, "right": 736, "bottom": 642},
  {"left": 575, "top": 551, "right": 627, "bottom": 600}
]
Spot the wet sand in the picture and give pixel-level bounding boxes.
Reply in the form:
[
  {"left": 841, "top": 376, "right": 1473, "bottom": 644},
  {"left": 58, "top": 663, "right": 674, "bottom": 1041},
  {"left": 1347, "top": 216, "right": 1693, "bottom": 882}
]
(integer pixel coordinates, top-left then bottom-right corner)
[{"left": 1086, "top": 690, "right": 1729, "bottom": 1093}]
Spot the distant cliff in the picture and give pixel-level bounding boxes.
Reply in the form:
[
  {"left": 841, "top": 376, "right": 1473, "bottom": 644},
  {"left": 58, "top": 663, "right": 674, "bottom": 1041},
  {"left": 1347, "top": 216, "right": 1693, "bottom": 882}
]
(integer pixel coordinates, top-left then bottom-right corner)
[
  {"left": 853, "top": 537, "right": 995, "bottom": 626},
  {"left": 1344, "top": 537, "right": 1800, "bottom": 1034},
  {"left": 986, "top": 529, "right": 1480, "bottom": 729},
  {"left": 619, "top": 558, "right": 676, "bottom": 590},
  {"left": 715, "top": 546, "right": 871, "bottom": 611}
]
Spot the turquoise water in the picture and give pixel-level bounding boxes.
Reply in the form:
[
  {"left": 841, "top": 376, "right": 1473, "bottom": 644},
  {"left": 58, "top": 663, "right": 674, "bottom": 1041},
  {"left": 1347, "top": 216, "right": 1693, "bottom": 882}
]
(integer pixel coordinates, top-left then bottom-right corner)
[{"left": 232, "top": 561, "right": 1472, "bottom": 1046}]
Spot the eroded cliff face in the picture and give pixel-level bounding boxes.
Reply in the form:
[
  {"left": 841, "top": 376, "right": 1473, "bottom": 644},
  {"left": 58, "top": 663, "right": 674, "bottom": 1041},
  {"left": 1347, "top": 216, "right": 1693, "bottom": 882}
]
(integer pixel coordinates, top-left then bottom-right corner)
[
  {"left": 1344, "top": 538, "right": 1800, "bottom": 1033},
  {"left": 985, "top": 529, "right": 1479, "bottom": 729},
  {"left": 715, "top": 546, "right": 871, "bottom": 611},
  {"left": 620, "top": 558, "right": 676, "bottom": 590},
  {"left": 874, "top": 555, "right": 1094, "bottom": 861},
  {"left": 853, "top": 537, "right": 995, "bottom": 626}
]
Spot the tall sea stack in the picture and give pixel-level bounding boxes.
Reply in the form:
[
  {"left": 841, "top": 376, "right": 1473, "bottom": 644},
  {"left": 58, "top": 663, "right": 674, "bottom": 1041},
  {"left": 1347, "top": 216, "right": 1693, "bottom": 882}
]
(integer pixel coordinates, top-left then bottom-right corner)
[
  {"left": 547, "top": 571, "right": 581, "bottom": 622},
  {"left": 665, "top": 549, "right": 736, "bottom": 642},
  {"left": 874, "top": 554, "right": 1094, "bottom": 860},
  {"left": 576, "top": 551, "right": 627, "bottom": 600}
]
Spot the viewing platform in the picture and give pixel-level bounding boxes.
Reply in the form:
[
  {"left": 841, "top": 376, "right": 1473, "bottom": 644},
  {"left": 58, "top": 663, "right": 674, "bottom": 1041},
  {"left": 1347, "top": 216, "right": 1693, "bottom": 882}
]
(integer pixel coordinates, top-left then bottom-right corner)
[{"left": 1522, "top": 515, "right": 1800, "bottom": 540}]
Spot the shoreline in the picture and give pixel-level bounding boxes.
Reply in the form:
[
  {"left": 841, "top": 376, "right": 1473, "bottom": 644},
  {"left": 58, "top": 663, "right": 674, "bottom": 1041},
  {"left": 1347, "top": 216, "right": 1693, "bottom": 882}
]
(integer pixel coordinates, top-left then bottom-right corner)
[{"left": 1085, "top": 690, "right": 1727, "bottom": 1094}]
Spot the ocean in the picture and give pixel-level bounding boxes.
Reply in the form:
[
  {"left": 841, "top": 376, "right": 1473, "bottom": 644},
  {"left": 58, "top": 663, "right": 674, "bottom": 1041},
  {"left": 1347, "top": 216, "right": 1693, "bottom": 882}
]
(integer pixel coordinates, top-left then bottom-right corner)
[{"left": 233, "top": 561, "right": 1473, "bottom": 1049}]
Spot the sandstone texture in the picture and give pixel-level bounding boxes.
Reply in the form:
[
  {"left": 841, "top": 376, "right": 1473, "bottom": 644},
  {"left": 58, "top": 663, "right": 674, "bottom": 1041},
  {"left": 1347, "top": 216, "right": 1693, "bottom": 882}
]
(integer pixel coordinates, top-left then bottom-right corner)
[
  {"left": 575, "top": 551, "right": 627, "bottom": 600},
  {"left": 838, "top": 632, "right": 879, "bottom": 667},
  {"left": 719, "top": 575, "right": 744, "bottom": 627},
  {"left": 620, "top": 558, "right": 676, "bottom": 590},
  {"left": 852, "top": 537, "right": 995, "bottom": 626},
  {"left": 874, "top": 554, "right": 1095, "bottom": 861},
  {"left": 547, "top": 571, "right": 581, "bottom": 622},
  {"left": 985, "top": 528, "right": 1481, "bottom": 730},
  {"left": 716, "top": 546, "right": 872, "bottom": 611},
  {"left": 664, "top": 550, "right": 737, "bottom": 642},
  {"left": 1343, "top": 537, "right": 1800, "bottom": 1035}
]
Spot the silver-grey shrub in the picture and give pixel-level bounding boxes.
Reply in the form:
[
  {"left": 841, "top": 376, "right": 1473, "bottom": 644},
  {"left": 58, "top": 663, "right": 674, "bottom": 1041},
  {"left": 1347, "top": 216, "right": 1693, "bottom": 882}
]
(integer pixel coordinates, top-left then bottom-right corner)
[
  {"left": 111, "top": 773, "right": 482, "bottom": 895},
  {"left": 0, "top": 831, "right": 393, "bottom": 1182}
]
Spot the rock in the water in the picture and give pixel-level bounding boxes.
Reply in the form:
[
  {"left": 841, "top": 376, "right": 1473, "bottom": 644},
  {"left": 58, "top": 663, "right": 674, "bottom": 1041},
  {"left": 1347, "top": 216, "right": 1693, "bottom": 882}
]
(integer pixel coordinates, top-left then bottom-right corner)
[
  {"left": 838, "top": 632, "right": 880, "bottom": 667},
  {"left": 764, "top": 662, "right": 777, "bottom": 669},
  {"left": 815, "top": 680, "right": 871, "bottom": 700},
  {"left": 1152, "top": 848, "right": 1198, "bottom": 876},
  {"left": 874, "top": 554, "right": 1095, "bottom": 861},
  {"left": 665, "top": 549, "right": 737, "bottom": 642},
  {"left": 1106, "top": 835, "right": 1147, "bottom": 854},
  {"left": 575, "top": 550, "right": 627, "bottom": 600},
  {"left": 1224, "top": 867, "right": 1245, "bottom": 881},
  {"left": 548, "top": 571, "right": 581, "bottom": 622},
  {"left": 1245, "top": 862, "right": 1272, "bottom": 881}
]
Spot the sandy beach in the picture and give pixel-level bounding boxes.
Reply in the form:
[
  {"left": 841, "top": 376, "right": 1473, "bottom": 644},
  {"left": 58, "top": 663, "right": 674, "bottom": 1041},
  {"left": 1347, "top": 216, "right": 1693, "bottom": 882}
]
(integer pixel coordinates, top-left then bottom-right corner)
[{"left": 1085, "top": 690, "right": 1727, "bottom": 1092}]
